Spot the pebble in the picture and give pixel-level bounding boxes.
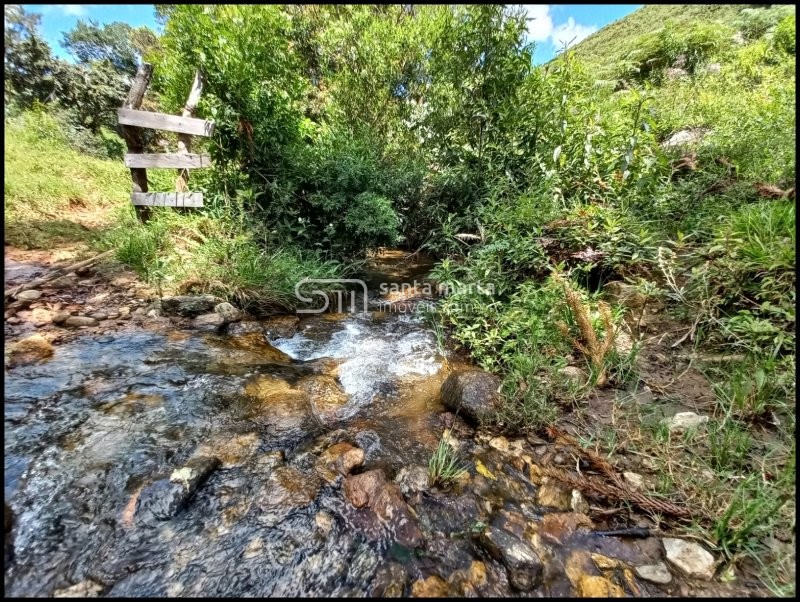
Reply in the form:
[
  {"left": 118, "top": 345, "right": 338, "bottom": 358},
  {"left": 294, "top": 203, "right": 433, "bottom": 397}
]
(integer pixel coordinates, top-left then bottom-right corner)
[
  {"left": 64, "top": 316, "right": 98, "bottom": 328},
  {"left": 623, "top": 471, "right": 645, "bottom": 491},
  {"left": 664, "top": 412, "right": 709, "bottom": 432},
  {"left": 663, "top": 537, "right": 716, "bottom": 580},
  {"left": 635, "top": 562, "right": 673, "bottom": 584},
  {"left": 16, "top": 290, "right": 42, "bottom": 301}
]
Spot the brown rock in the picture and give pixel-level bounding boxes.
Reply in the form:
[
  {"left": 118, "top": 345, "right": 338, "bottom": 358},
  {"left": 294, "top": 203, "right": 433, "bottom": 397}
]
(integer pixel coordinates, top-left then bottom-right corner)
[
  {"left": 576, "top": 575, "right": 625, "bottom": 598},
  {"left": 264, "top": 315, "right": 300, "bottom": 339},
  {"left": 411, "top": 575, "right": 450, "bottom": 597},
  {"left": 344, "top": 469, "right": 387, "bottom": 508},
  {"left": 317, "top": 442, "right": 364, "bottom": 477},
  {"left": 344, "top": 469, "right": 423, "bottom": 547},
  {"left": 64, "top": 316, "right": 98, "bottom": 328},
  {"left": 540, "top": 512, "right": 593, "bottom": 545},
  {"left": 297, "top": 375, "right": 349, "bottom": 423},
  {"left": 7, "top": 334, "right": 54, "bottom": 366},
  {"left": 536, "top": 478, "right": 572, "bottom": 510},
  {"left": 228, "top": 333, "right": 293, "bottom": 363}
]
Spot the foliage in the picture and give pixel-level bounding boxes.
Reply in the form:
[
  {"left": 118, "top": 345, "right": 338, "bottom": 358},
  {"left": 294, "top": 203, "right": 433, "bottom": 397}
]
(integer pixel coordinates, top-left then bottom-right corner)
[
  {"left": 61, "top": 20, "right": 152, "bottom": 75},
  {"left": 4, "top": 5, "right": 59, "bottom": 107},
  {"left": 619, "top": 21, "right": 734, "bottom": 82},
  {"left": 555, "top": 274, "right": 617, "bottom": 387},
  {"left": 428, "top": 437, "right": 467, "bottom": 487}
]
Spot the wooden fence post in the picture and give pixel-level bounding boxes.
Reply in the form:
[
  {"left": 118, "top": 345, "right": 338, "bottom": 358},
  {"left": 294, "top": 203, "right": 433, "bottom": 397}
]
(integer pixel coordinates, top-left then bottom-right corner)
[
  {"left": 176, "top": 70, "right": 205, "bottom": 194},
  {"left": 120, "top": 62, "right": 154, "bottom": 223}
]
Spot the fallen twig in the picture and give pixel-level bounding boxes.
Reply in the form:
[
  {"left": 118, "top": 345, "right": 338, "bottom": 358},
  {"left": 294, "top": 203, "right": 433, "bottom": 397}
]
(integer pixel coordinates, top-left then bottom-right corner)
[{"left": 543, "top": 426, "right": 692, "bottom": 519}]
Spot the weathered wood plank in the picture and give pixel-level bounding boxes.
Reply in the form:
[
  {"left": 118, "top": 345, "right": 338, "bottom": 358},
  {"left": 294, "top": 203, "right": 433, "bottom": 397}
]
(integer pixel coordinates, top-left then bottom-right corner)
[
  {"left": 124, "top": 153, "right": 211, "bottom": 169},
  {"left": 118, "top": 108, "right": 215, "bottom": 137},
  {"left": 131, "top": 192, "right": 203, "bottom": 207}
]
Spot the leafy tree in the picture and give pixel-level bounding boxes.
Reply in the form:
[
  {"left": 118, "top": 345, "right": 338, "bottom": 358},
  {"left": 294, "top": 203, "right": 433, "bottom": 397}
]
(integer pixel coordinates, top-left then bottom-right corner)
[
  {"left": 4, "top": 5, "right": 58, "bottom": 106},
  {"left": 61, "top": 20, "right": 142, "bottom": 74}
]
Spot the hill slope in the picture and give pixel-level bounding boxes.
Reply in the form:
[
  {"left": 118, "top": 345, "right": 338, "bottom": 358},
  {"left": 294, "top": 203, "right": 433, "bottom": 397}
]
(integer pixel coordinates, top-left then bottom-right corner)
[{"left": 568, "top": 4, "right": 744, "bottom": 70}]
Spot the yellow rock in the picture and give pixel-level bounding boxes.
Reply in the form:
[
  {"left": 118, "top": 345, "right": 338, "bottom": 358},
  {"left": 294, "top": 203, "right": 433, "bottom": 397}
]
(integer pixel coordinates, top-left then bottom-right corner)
[
  {"left": 591, "top": 553, "right": 627, "bottom": 571},
  {"left": 7, "top": 334, "right": 54, "bottom": 366},
  {"left": 227, "top": 333, "right": 293, "bottom": 362},
  {"left": 411, "top": 575, "right": 450, "bottom": 597},
  {"left": 296, "top": 375, "right": 349, "bottom": 413},
  {"left": 576, "top": 575, "right": 625, "bottom": 598},
  {"left": 536, "top": 478, "right": 572, "bottom": 510},
  {"left": 475, "top": 459, "right": 496, "bottom": 480},
  {"left": 195, "top": 433, "right": 261, "bottom": 468}
]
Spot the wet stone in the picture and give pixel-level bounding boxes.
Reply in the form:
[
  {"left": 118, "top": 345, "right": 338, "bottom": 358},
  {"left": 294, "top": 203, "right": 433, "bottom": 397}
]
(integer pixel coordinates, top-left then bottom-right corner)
[
  {"left": 161, "top": 294, "right": 224, "bottom": 317},
  {"left": 395, "top": 465, "right": 430, "bottom": 497},
  {"left": 410, "top": 575, "right": 450, "bottom": 597},
  {"left": 536, "top": 479, "right": 572, "bottom": 510},
  {"left": 317, "top": 442, "right": 364, "bottom": 478},
  {"left": 577, "top": 574, "right": 625, "bottom": 597},
  {"left": 135, "top": 456, "right": 220, "bottom": 524},
  {"left": 370, "top": 562, "right": 408, "bottom": 597},
  {"left": 440, "top": 369, "right": 501, "bottom": 424},
  {"left": 477, "top": 526, "right": 543, "bottom": 591}
]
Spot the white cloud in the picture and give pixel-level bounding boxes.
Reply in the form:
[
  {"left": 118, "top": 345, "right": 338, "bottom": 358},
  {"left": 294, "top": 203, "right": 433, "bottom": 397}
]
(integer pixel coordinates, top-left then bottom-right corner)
[
  {"left": 53, "top": 5, "right": 88, "bottom": 17},
  {"left": 551, "top": 17, "right": 598, "bottom": 48},
  {"left": 520, "top": 5, "right": 553, "bottom": 42},
  {"left": 519, "top": 5, "right": 597, "bottom": 49}
]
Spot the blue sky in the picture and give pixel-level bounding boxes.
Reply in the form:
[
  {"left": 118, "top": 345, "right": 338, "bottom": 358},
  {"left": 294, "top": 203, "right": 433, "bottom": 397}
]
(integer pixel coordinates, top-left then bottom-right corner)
[{"left": 28, "top": 4, "right": 641, "bottom": 64}]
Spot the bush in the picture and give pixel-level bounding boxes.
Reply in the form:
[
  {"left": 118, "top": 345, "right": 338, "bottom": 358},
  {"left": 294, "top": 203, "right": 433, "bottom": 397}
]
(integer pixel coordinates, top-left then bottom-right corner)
[
  {"left": 620, "top": 21, "right": 734, "bottom": 82},
  {"left": 773, "top": 15, "right": 796, "bottom": 54}
]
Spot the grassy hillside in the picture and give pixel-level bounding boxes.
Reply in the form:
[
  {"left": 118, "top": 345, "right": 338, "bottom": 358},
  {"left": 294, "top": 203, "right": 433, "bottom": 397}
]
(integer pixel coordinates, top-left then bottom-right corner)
[
  {"left": 4, "top": 110, "right": 130, "bottom": 249},
  {"left": 570, "top": 4, "right": 756, "bottom": 75}
]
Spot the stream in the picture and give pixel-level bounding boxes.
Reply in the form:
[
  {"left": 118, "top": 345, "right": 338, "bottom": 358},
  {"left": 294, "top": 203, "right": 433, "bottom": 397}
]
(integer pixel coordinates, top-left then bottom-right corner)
[{"left": 5, "top": 251, "right": 683, "bottom": 597}]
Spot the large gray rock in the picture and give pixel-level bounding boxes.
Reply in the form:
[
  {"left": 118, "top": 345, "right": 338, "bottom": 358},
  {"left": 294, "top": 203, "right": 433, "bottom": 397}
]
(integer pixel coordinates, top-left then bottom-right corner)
[
  {"left": 161, "top": 295, "right": 224, "bottom": 317},
  {"left": 214, "top": 302, "right": 242, "bottom": 323},
  {"left": 394, "top": 465, "right": 430, "bottom": 496},
  {"left": 192, "top": 313, "right": 226, "bottom": 331},
  {"left": 477, "top": 526, "right": 543, "bottom": 591},
  {"left": 663, "top": 537, "right": 716, "bottom": 580},
  {"left": 440, "top": 370, "right": 501, "bottom": 424}
]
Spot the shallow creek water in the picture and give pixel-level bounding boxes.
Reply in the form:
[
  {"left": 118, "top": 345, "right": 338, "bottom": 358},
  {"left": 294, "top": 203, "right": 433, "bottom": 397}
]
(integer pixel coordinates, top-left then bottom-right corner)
[{"left": 5, "top": 251, "right": 677, "bottom": 597}]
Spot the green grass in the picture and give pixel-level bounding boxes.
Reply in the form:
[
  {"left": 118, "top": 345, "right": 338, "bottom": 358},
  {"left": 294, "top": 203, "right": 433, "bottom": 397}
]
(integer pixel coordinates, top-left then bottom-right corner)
[
  {"left": 101, "top": 207, "right": 346, "bottom": 312},
  {"left": 428, "top": 437, "right": 467, "bottom": 487},
  {"left": 568, "top": 5, "right": 745, "bottom": 76},
  {"left": 4, "top": 109, "right": 130, "bottom": 248}
]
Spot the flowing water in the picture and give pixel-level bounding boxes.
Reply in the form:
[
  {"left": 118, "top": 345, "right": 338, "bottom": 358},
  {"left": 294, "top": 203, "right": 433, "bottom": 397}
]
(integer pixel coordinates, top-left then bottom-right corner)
[{"left": 4, "top": 251, "right": 676, "bottom": 597}]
